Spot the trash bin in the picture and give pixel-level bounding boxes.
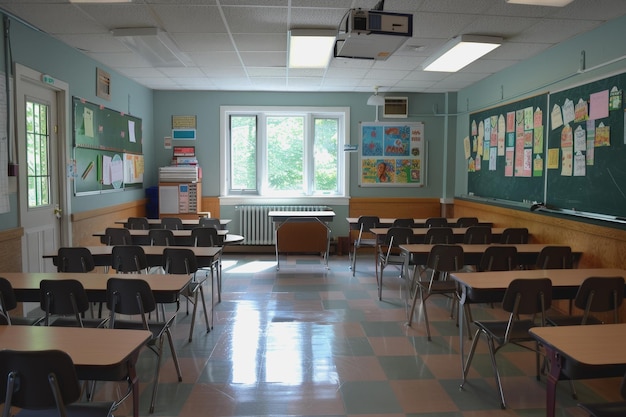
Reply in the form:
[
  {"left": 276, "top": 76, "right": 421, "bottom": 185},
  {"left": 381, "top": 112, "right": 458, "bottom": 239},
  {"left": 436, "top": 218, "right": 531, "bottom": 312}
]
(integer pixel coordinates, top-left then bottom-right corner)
[{"left": 145, "top": 186, "right": 159, "bottom": 219}]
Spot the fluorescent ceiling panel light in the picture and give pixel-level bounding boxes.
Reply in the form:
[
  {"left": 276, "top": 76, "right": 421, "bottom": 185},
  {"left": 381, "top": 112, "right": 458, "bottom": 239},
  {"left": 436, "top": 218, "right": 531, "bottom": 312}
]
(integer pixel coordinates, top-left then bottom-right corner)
[
  {"left": 423, "top": 35, "right": 502, "bottom": 72},
  {"left": 71, "top": 0, "right": 132, "bottom": 3},
  {"left": 288, "top": 29, "right": 335, "bottom": 69},
  {"left": 112, "top": 27, "right": 192, "bottom": 68},
  {"left": 506, "top": 0, "right": 574, "bottom": 6}
]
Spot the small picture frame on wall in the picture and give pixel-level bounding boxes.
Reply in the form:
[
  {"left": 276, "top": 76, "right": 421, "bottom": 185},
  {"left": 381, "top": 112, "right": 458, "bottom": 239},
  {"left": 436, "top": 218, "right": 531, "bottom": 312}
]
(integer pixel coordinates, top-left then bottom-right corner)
[{"left": 96, "top": 67, "right": 111, "bottom": 101}]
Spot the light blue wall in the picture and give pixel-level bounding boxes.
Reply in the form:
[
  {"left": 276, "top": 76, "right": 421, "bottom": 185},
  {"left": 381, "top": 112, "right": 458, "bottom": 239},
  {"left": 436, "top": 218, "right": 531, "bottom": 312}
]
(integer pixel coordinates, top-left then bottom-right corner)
[
  {"left": 455, "top": 14, "right": 626, "bottom": 199},
  {"left": 0, "top": 15, "right": 154, "bottom": 232}
]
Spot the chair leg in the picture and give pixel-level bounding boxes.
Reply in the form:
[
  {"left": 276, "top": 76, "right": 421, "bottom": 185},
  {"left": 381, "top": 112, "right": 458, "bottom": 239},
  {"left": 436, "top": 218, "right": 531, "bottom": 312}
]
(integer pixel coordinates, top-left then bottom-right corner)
[
  {"left": 486, "top": 338, "right": 506, "bottom": 409},
  {"left": 351, "top": 246, "right": 357, "bottom": 276},
  {"left": 461, "top": 328, "right": 482, "bottom": 386},
  {"left": 378, "top": 262, "right": 384, "bottom": 301},
  {"left": 421, "top": 290, "right": 432, "bottom": 341},
  {"left": 188, "top": 291, "right": 198, "bottom": 343},
  {"left": 407, "top": 283, "right": 420, "bottom": 327}
]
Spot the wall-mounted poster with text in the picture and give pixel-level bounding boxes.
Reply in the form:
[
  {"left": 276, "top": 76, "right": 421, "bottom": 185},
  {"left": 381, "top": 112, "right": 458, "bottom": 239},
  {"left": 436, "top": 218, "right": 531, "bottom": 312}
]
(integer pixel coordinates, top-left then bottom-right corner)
[{"left": 359, "top": 122, "right": 425, "bottom": 187}]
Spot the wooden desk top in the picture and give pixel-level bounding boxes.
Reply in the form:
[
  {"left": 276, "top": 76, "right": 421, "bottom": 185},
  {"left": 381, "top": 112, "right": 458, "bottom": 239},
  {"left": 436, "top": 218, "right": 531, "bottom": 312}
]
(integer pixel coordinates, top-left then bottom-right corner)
[
  {"left": 347, "top": 217, "right": 461, "bottom": 224},
  {"left": 530, "top": 323, "right": 626, "bottom": 366},
  {"left": 371, "top": 227, "right": 506, "bottom": 236},
  {"left": 0, "top": 271, "right": 191, "bottom": 293},
  {"left": 399, "top": 243, "right": 555, "bottom": 254},
  {"left": 0, "top": 326, "right": 151, "bottom": 367},
  {"left": 451, "top": 268, "right": 626, "bottom": 290},
  {"left": 94, "top": 229, "right": 229, "bottom": 237},
  {"left": 116, "top": 218, "right": 231, "bottom": 226},
  {"left": 46, "top": 245, "right": 222, "bottom": 258}
]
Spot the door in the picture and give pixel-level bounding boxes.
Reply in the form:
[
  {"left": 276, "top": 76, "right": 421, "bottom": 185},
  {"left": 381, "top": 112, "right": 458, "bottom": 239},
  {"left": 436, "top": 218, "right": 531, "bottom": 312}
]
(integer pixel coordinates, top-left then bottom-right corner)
[{"left": 16, "top": 72, "right": 63, "bottom": 272}]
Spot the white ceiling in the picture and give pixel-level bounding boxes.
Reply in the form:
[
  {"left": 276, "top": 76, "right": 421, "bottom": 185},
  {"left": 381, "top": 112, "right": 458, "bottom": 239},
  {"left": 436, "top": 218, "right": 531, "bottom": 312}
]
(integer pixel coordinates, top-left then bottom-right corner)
[{"left": 1, "top": 0, "right": 625, "bottom": 94}]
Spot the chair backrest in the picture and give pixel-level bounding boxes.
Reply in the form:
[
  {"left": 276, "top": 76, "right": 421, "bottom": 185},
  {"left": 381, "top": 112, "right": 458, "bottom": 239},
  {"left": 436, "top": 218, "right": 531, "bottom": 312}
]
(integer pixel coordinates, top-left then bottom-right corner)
[
  {"left": 426, "top": 244, "right": 464, "bottom": 274},
  {"left": 111, "top": 245, "right": 148, "bottom": 273},
  {"left": 191, "top": 227, "right": 221, "bottom": 247},
  {"left": 356, "top": 216, "right": 380, "bottom": 244},
  {"left": 199, "top": 217, "right": 221, "bottom": 229},
  {"left": 160, "top": 217, "right": 183, "bottom": 230},
  {"left": 39, "top": 279, "right": 90, "bottom": 326},
  {"left": 502, "top": 278, "right": 552, "bottom": 316},
  {"left": 424, "top": 227, "right": 453, "bottom": 244},
  {"left": 574, "top": 276, "right": 625, "bottom": 322},
  {"left": 56, "top": 247, "right": 95, "bottom": 273},
  {"left": 392, "top": 218, "right": 415, "bottom": 227},
  {"left": 0, "top": 277, "right": 20, "bottom": 315},
  {"left": 163, "top": 248, "right": 198, "bottom": 275},
  {"left": 381, "top": 227, "right": 414, "bottom": 247},
  {"left": 0, "top": 349, "right": 82, "bottom": 413},
  {"left": 0, "top": 312, "right": 8, "bottom": 326},
  {"left": 103, "top": 227, "right": 132, "bottom": 245},
  {"left": 106, "top": 277, "right": 156, "bottom": 318},
  {"left": 500, "top": 227, "right": 529, "bottom": 244},
  {"left": 456, "top": 217, "right": 479, "bottom": 228},
  {"left": 479, "top": 246, "right": 518, "bottom": 272},
  {"left": 463, "top": 226, "right": 493, "bottom": 244},
  {"left": 149, "top": 229, "right": 174, "bottom": 246},
  {"left": 425, "top": 217, "right": 448, "bottom": 228},
  {"left": 536, "top": 246, "right": 573, "bottom": 269},
  {"left": 127, "top": 217, "right": 149, "bottom": 230}
]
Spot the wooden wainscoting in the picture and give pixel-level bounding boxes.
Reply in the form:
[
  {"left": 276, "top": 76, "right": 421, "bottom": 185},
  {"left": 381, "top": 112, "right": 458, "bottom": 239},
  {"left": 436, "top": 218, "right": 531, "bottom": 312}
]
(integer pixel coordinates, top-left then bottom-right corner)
[
  {"left": 71, "top": 200, "right": 146, "bottom": 246},
  {"left": 0, "top": 228, "right": 24, "bottom": 272},
  {"left": 201, "top": 196, "right": 220, "bottom": 219},
  {"left": 349, "top": 197, "right": 442, "bottom": 219}
]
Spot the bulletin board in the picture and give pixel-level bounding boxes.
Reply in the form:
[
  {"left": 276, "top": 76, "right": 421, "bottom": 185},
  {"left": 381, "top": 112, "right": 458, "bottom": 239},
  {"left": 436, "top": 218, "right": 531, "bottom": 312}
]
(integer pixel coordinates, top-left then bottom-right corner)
[
  {"left": 72, "top": 97, "right": 143, "bottom": 195},
  {"left": 359, "top": 122, "right": 425, "bottom": 187},
  {"left": 546, "top": 72, "right": 626, "bottom": 218},
  {"left": 467, "top": 93, "right": 547, "bottom": 203}
]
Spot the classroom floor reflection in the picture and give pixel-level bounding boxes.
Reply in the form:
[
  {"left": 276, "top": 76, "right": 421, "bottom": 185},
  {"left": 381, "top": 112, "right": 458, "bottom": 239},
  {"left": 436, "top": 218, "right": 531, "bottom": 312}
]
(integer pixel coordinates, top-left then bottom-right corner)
[{"left": 98, "top": 254, "right": 621, "bottom": 417}]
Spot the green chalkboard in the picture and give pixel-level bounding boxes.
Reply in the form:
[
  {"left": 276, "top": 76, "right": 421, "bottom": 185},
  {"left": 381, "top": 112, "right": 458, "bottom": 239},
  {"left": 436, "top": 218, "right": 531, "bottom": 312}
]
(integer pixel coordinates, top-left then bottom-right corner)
[
  {"left": 73, "top": 97, "right": 142, "bottom": 194},
  {"left": 467, "top": 93, "right": 547, "bottom": 203},
  {"left": 546, "top": 72, "right": 626, "bottom": 218}
]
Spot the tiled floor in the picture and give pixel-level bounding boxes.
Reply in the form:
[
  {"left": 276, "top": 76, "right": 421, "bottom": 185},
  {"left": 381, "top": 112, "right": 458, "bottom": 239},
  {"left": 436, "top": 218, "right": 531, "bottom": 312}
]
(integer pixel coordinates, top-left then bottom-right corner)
[{"left": 104, "top": 254, "right": 622, "bottom": 417}]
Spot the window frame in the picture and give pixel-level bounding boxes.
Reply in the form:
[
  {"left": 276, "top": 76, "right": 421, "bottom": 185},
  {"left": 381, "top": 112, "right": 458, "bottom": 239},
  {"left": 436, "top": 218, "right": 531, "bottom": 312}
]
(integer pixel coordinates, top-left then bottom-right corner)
[{"left": 220, "top": 106, "right": 350, "bottom": 199}]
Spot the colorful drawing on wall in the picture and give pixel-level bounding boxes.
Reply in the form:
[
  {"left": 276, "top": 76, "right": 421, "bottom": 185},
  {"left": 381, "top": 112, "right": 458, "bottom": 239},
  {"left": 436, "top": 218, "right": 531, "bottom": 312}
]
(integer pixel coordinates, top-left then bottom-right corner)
[{"left": 359, "top": 122, "right": 425, "bottom": 187}]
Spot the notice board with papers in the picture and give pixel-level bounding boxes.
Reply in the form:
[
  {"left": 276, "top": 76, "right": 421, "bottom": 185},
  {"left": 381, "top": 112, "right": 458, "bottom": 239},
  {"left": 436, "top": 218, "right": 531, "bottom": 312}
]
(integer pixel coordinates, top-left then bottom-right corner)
[{"left": 73, "top": 97, "right": 143, "bottom": 195}]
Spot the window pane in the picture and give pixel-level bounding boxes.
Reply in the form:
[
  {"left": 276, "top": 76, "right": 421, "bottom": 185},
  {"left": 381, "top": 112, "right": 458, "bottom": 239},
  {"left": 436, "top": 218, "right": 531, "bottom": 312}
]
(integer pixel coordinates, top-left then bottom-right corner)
[
  {"left": 230, "top": 115, "right": 257, "bottom": 190},
  {"left": 313, "top": 118, "right": 338, "bottom": 192},
  {"left": 267, "top": 116, "right": 303, "bottom": 192},
  {"left": 26, "top": 100, "right": 51, "bottom": 208}
]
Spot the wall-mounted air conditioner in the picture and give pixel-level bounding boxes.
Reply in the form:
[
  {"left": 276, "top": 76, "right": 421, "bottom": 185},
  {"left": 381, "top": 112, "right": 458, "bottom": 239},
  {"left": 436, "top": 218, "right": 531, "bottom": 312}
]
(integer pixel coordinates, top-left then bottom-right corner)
[
  {"left": 334, "top": 9, "right": 413, "bottom": 61},
  {"left": 383, "top": 97, "right": 408, "bottom": 118}
]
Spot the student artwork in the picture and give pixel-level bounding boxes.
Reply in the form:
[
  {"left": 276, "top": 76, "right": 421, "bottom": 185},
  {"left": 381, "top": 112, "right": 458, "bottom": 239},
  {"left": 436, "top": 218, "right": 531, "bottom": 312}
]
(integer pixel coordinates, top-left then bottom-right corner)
[
  {"left": 551, "top": 103, "right": 564, "bottom": 130},
  {"left": 497, "top": 114, "right": 506, "bottom": 156},
  {"left": 560, "top": 124, "right": 573, "bottom": 176},
  {"left": 574, "top": 98, "right": 588, "bottom": 123},
  {"left": 609, "top": 86, "right": 622, "bottom": 111},
  {"left": 360, "top": 122, "right": 424, "bottom": 186},
  {"left": 594, "top": 122, "right": 610, "bottom": 146}
]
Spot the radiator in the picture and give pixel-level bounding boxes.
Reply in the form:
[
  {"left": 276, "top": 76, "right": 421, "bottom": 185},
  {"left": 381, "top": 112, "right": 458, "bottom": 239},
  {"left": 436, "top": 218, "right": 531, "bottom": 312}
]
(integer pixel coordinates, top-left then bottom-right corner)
[{"left": 237, "top": 205, "right": 329, "bottom": 245}]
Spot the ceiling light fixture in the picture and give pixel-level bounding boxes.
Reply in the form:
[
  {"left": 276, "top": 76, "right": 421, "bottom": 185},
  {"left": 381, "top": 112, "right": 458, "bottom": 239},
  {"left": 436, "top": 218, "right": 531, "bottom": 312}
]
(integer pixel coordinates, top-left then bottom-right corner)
[
  {"left": 70, "top": 0, "right": 132, "bottom": 3},
  {"left": 422, "top": 34, "right": 503, "bottom": 72},
  {"left": 367, "top": 86, "right": 385, "bottom": 122},
  {"left": 288, "top": 29, "right": 336, "bottom": 68},
  {"left": 506, "top": 0, "right": 574, "bottom": 6},
  {"left": 112, "top": 27, "right": 192, "bottom": 68}
]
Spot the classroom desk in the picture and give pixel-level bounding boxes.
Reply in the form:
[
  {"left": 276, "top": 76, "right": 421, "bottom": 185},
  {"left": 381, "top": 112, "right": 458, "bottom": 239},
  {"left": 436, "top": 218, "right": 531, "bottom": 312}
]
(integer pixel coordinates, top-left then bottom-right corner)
[
  {"left": 268, "top": 210, "right": 335, "bottom": 270},
  {"left": 450, "top": 268, "right": 626, "bottom": 380},
  {"left": 370, "top": 227, "right": 509, "bottom": 244},
  {"left": 115, "top": 218, "right": 231, "bottom": 230},
  {"left": 347, "top": 217, "right": 493, "bottom": 228},
  {"left": 0, "top": 325, "right": 151, "bottom": 417},
  {"left": 94, "top": 229, "right": 244, "bottom": 246},
  {"left": 530, "top": 323, "right": 626, "bottom": 417}
]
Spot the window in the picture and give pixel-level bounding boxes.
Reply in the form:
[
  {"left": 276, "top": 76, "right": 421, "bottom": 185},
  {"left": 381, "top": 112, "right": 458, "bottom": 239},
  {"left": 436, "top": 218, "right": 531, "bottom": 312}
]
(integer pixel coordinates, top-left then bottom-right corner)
[
  {"left": 26, "top": 99, "right": 51, "bottom": 208},
  {"left": 222, "top": 107, "right": 349, "bottom": 197}
]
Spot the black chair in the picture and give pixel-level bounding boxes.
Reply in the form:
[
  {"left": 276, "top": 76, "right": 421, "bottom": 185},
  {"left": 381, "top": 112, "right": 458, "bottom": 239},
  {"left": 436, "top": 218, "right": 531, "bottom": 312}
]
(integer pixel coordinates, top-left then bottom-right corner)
[
  {"left": 536, "top": 245, "right": 573, "bottom": 269},
  {"left": 377, "top": 227, "right": 414, "bottom": 300},
  {"left": 350, "top": 216, "right": 380, "bottom": 276},
  {"left": 106, "top": 277, "right": 182, "bottom": 414},
  {"left": 148, "top": 228, "right": 174, "bottom": 246},
  {"left": 56, "top": 247, "right": 95, "bottom": 273},
  {"left": 547, "top": 276, "right": 625, "bottom": 326},
  {"left": 578, "top": 371, "right": 626, "bottom": 417},
  {"left": 0, "top": 349, "right": 116, "bottom": 417},
  {"left": 423, "top": 227, "right": 453, "bottom": 244},
  {"left": 0, "top": 277, "right": 42, "bottom": 326},
  {"left": 162, "top": 247, "right": 211, "bottom": 341},
  {"left": 39, "top": 279, "right": 108, "bottom": 328},
  {"left": 408, "top": 244, "right": 465, "bottom": 340},
  {"left": 392, "top": 218, "right": 415, "bottom": 227},
  {"left": 102, "top": 227, "right": 132, "bottom": 246},
  {"left": 160, "top": 217, "right": 183, "bottom": 230},
  {"left": 456, "top": 217, "right": 479, "bottom": 228},
  {"left": 460, "top": 278, "right": 553, "bottom": 409},
  {"left": 199, "top": 217, "right": 221, "bottom": 229},
  {"left": 463, "top": 226, "right": 493, "bottom": 244},
  {"left": 111, "top": 245, "right": 148, "bottom": 273},
  {"left": 127, "top": 216, "right": 149, "bottom": 230},
  {"left": 425, "top": 217, "right": 448, "bottom": 228},
  {"left": 500, "top": 227, "right": 529, "bottom": 244},
  {"left": 478, "top": 246, "right": 518, "bottom": 272},
  {"left": 0, "top": 312, "right": 8, "bottom": 325},
  {"left": 191, "top": 227, "right": 223, "bottom": 302}
]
